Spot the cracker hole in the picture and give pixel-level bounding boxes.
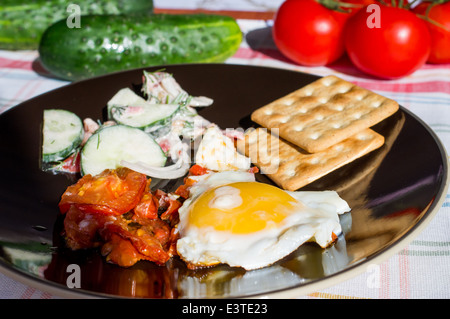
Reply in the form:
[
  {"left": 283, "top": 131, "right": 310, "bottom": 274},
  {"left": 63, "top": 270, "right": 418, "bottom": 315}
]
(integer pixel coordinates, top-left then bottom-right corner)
[
  {"left": 322, "top": 78, "right": 334, "bottom": 87},
  {"left": 309, "top": 158, "right": 320, "bottom": 165},
  {"left": 285, "top": 169, "right": 296, "bottom": 177},
  {"left": 332, "top": 123, "right": 342, "bottom": 129},
  {"left": 372, "top": 101, "right": 382, "bottom": 108},
  {"left": 279, "top": 117, "right": 289, "bottom": 124},
  {"left": 356, "top": 133, "right": 371, "bottom": 141},
  {"left": 304, "top": 89, "right": 314, "bottom": 96},
  {"left": 294, "top": 125, "right": 303, "bottom": 132},
  {"left": 338, "top": 86, "right": 352, "bottom": 94},
  {"left": 264, "top": 109, "right": 273, "bottom": 115},
  {"left": 318, "top": 97, "right": 328, "bottom": 104},
  {"left": 309, "top": 132, "right": 321, "bottom": 140},
  {"left": 315, "top": 115, "right": 324, "bottom": 121}
]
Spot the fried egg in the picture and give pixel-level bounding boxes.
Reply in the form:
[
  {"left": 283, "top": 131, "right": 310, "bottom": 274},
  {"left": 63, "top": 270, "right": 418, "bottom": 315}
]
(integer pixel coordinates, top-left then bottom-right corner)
[{"left": 176, "top": 171, "right": 350, "bottom": 270}]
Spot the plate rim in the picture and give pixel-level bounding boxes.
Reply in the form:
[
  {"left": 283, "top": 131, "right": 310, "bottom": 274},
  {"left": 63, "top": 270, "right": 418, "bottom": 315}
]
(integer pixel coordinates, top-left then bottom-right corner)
[
  {"left": 0, "top": 63, "right": 448, "bottom": 299},
  {"left": 263, "top": 104, "right": 450, "bottom": 298}
]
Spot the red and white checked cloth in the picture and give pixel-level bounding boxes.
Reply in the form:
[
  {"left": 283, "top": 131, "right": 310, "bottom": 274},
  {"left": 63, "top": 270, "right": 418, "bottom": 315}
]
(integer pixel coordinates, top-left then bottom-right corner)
[{"left": 0, "top": 16, "right": 449, "bottom": 299}]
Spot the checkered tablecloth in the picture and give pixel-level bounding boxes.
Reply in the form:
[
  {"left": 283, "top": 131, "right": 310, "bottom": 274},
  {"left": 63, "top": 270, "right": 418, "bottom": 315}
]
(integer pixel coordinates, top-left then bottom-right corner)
[{"left": 0, "top": 4, "right": 449, "bottom": 299}]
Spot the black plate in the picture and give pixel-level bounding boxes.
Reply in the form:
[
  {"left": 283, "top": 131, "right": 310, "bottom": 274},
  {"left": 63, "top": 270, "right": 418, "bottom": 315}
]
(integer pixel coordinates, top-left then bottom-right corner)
[{"left": 0, "top": 64, "right": 448, "bottom": 298}]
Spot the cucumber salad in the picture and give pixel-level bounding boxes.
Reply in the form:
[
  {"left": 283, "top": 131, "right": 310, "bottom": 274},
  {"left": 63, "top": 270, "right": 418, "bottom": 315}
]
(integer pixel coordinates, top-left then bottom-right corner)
[{"left": 41, "top": 70, "right": 214, "bottom": 179}]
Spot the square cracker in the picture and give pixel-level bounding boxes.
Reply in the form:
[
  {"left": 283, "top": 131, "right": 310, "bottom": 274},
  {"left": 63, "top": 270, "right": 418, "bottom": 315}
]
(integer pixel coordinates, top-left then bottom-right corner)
[
  {"left": 251, "top": 75, "right": 398, "bottom": 153},
  {"left": 236, "top": 127, "right": 385, "bottom": 191}
]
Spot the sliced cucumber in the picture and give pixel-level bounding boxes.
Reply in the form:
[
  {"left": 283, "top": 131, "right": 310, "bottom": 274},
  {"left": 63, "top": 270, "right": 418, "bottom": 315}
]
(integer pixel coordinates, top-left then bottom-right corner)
[
  {"left": 110, "top": 103, "right": 180, "bottom": 131},
  {"left": 80, "top": 125, "right": 167, "bottom": 176},
  {"left": 106, "top": 87, "right": 147, "bottom": 118},
  {"left": 107, "top": 87, "right": 180, "bottom": 130},
  {"left": 42, "top": 109, "right": 83, "bottom": 163}
]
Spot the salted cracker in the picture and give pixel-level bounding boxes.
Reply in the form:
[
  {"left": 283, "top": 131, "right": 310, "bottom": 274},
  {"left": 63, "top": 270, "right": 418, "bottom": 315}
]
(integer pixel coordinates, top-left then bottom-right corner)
[
  {"left": 250, "top": 75, "right": 399, "bottom": 153},
  {"left": 236, "top": 127, "right": 385, "bottom": 191}
]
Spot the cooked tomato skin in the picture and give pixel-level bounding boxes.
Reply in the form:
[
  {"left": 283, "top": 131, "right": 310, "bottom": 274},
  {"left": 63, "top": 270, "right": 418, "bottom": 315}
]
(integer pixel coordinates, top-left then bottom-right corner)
[
  {"left": 133, "top": 192, "right": 159, "bottom": 220},
  {"left": 101, "top": 233, "right": 147, "bottom": 267},
  {"left": 154, "top": 190, "right": 181, "bottom": 226},
  {"left": 63, "top": 205, "right": 121, "bottom": 250},
  {"left": 59, "top": 167, "right": 147, "bottom": 215},
  {"left": 101, "top": 217, "right": 172, "bottom": 266},
  {"left": 175, "top": 165, "right": 211, "bottom": 199},
  {"left": 188, "top": 164, "right": 211, "bottom": 176},
  {"left": 344, "top": 5, "right": 431, "bottom": 79},
  {"left": 59, "top": 168, "right": 182, "bottom": 267}
]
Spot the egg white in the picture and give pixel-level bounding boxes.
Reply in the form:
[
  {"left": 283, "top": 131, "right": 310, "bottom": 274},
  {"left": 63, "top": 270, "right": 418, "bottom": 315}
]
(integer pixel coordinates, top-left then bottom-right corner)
[
  {"left": 176, "top": 171, "right": 350, "bottom": 270},
  {"left": 194, "top": 125, "right": 251, "bottom": 172}
]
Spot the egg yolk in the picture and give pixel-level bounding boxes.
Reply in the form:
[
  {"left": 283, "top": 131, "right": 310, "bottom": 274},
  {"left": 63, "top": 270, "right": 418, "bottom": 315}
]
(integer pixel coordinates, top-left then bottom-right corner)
[{"left": 188, "top": 182, "right": 300, "bottom": 234}]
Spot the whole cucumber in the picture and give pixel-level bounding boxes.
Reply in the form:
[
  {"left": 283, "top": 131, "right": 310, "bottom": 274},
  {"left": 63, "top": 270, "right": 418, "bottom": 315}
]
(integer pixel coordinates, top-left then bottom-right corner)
[
  {"left": 39, "top": 14, "right": 242, "bottom": 81},
  {"left": 0, "top": 0, "right": 153, "bottom": 50}
]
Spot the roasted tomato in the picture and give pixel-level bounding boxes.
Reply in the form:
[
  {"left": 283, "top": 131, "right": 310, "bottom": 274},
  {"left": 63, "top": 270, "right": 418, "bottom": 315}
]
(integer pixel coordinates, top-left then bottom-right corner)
[
  {"left": 154, "top": 189, "right": 181, "bottom": 226},
  {"left": 175, "top": 165, "right": 211, "bottom": 199},
  {"left": 101, "top": 233, "right": 149, "bottom": 267},
  {"left": 187, "top": 164, "right": 211, "bottom": 176},
  {"left": 63, "top": 205, "right": 114, "bottom": 250},
  {"left": 59, "top": 168, "right": 182, "bottom": 267},
  {"left": 59, "top": 167, "right": 147, "bottom": 215},
  {"left": 133, "top": 191, "right": 159, "bottom": 220},
  {"left": 101, "top": 216, "right": 173, "bottom": 266}
]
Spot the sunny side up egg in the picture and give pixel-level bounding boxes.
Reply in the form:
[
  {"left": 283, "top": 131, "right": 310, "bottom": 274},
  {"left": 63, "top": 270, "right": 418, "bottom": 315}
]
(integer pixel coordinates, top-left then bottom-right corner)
[{"left": 176, "top": 170, "right": 350, "bottom": 270}]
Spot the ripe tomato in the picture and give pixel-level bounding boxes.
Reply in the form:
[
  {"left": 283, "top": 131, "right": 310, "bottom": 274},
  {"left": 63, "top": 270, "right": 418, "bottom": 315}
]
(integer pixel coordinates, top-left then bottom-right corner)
[
  {"left": 344, "top": 5, "right": 430, "bottom": 79},
  {"left": 331, "top": 0, "right": 378, "bottom": 24},
  {"left": 272, "top": 0, "right": 346, "bottom": 66},
  {"left": 413, "top": 1, "right": 450, "bottom": 64}
]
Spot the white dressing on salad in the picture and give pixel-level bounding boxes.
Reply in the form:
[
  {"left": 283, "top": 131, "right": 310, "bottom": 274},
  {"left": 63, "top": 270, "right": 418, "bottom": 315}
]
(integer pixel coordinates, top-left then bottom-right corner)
[{"left": 43, "top": 70, "right": 253, "bottom": 180}]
